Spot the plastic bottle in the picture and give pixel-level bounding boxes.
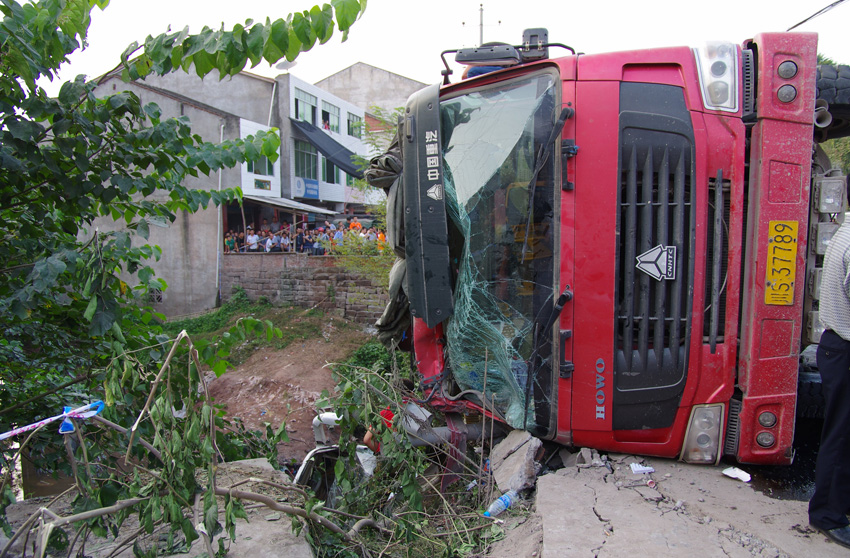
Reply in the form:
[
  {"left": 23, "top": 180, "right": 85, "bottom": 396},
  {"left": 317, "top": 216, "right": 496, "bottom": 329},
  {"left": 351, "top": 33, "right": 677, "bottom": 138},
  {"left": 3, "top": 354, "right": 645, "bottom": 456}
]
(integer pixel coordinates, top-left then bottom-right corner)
[{"left": 483, "top": 490, "right": 518, "bottom": 517}]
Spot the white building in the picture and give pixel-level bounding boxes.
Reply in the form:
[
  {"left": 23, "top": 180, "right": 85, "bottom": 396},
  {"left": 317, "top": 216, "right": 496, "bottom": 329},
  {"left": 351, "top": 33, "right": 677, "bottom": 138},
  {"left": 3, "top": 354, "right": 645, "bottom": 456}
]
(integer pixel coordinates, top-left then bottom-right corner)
[{"left": 93, "top": 69, "right": 369, "bottom": 317}]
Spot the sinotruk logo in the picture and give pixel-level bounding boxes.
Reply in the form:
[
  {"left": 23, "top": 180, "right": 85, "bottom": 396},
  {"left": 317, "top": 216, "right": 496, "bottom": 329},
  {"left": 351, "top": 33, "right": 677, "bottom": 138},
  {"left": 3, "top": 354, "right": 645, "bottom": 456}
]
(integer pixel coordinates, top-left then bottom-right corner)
[{"left": 636, "top": 244, "right": 677, "bottom": 281}]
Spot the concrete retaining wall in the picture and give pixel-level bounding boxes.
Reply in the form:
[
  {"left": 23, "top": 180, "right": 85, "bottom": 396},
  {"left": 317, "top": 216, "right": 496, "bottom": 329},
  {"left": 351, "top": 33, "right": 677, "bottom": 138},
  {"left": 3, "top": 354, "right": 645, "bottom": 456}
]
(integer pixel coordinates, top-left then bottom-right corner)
[{"left": 221, "top": 253, "right": 387, "bottom": 325}]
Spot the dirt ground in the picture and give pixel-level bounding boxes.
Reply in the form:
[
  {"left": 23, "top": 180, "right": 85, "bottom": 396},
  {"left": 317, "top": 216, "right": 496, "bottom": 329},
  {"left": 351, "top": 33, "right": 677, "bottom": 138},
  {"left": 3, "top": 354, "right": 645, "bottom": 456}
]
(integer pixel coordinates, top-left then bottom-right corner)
[{"left": 207, "top": 317, "right": 370, "bottom": 463}]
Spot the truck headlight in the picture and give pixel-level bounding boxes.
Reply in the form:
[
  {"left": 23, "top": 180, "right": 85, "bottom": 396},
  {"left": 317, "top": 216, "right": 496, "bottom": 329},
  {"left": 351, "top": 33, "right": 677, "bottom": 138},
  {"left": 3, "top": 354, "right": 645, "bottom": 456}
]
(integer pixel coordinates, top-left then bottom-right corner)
[
  {"left": 694, "top": 42, "right": 739, "bottom": 112},
  {"left": 681, "top": 404, "right": 724, "bottom": 464}
]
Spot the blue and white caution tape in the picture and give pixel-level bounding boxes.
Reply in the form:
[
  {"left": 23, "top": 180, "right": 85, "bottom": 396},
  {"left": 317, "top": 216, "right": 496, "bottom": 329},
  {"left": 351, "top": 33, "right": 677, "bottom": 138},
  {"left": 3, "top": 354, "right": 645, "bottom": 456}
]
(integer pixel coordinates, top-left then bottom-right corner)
[{"left": 0, "top": 401, "right": 104, "bottom": 441}]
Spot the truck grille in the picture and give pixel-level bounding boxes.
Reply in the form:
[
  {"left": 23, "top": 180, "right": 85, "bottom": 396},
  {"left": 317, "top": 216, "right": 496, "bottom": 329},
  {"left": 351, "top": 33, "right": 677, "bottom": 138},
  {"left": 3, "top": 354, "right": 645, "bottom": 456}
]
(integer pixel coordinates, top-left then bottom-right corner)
[
  {"left": 613, "top": 84, "right": 696, "bottom": 430},
  {"left": 617, "top": 142, "right": 694, "bottom": 381}
]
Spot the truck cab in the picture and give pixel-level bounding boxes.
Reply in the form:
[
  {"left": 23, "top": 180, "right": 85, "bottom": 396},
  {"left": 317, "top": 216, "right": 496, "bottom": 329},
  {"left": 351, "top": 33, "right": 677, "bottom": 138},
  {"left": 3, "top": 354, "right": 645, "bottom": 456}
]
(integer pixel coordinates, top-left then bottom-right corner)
[{"left": 385, "top": 30, "right": 835, "bottom": 465}]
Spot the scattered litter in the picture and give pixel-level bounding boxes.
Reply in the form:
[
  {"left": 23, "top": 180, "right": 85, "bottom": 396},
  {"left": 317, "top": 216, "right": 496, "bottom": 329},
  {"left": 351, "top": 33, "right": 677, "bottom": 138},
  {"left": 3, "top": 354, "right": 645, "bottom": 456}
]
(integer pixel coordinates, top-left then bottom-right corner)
[
  {"left": 630, "top": 463, "right": 655, "bottom": 474},
  {"left": 171, "top": 406, "right": 187, "bottom": 419},
  {"left": 646, "top": 479, "right": 657, "bottom": 489},
  {"left": 484, "top": 490, "right": 518, "bottom": 517},
  {"left": 722, "top": 467, "right": 751, "bottom": 483}
]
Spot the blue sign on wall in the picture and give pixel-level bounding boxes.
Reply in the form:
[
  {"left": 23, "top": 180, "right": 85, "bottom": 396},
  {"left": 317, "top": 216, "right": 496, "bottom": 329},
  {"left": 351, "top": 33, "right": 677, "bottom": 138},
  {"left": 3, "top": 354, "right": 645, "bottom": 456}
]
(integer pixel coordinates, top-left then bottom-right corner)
[{"left": 304, "top": 178, "right": 319, "bottom": 199}]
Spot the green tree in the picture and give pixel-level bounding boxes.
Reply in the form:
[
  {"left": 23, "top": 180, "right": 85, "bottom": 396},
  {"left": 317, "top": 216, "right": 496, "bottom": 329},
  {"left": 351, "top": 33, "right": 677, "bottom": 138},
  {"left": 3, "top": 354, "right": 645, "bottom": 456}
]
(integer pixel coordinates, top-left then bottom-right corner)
[
  {"left": 329, "top": 105, "right": 404, "bottom": 285},
  {"left": 0, "top": 0, "right": 366, "bottom": 552}
]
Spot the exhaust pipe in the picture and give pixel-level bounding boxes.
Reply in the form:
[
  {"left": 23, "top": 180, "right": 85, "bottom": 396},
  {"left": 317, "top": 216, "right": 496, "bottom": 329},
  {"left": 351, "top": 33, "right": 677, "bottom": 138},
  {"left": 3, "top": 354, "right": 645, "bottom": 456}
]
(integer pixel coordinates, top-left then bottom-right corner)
[{"left": 815, "top": 99, "right": 833, "bottom": 128}]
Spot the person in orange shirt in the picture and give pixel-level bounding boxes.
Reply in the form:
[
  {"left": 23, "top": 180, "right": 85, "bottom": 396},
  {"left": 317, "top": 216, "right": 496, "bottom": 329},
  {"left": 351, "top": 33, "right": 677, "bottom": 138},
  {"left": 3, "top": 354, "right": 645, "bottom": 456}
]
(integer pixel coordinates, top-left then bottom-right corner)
[{"left": 349, "top": 216, "right": 362, "bottom": 231}]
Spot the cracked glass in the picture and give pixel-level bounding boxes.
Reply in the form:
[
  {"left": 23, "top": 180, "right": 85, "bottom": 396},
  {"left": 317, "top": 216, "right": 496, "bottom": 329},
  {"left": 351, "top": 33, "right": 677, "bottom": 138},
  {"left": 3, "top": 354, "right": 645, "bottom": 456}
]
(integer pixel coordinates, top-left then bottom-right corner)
[{"left": 440, "top": 72, "right": 558, "bottom": 429}]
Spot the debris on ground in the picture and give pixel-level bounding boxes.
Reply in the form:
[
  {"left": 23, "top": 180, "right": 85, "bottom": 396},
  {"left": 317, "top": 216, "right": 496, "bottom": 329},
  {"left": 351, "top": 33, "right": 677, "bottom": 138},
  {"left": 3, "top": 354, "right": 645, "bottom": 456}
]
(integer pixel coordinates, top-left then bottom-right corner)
[
  {"left": 721, "top": 466, "right": 752, "bottom": 483},
  {"left": 489, "top": 430, "right": 544, "bottom": 493}
]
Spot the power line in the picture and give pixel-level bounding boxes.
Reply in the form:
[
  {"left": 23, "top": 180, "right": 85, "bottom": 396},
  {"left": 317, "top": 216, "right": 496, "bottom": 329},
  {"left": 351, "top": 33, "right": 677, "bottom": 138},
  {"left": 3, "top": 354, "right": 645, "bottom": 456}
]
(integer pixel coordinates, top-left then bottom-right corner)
[{"left": 787, "top": 0, "right": 849, "bottom": 31}]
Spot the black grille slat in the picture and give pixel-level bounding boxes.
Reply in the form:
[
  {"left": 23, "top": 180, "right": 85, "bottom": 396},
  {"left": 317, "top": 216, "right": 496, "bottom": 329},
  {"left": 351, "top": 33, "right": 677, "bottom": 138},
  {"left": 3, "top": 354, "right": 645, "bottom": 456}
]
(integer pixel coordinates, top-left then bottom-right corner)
[
  {"left": 670, "top": 151, "right": 687, "bottom": 372},
  {"left": 710, "top": 170, "right": 724, "bottom": 353},
  {"left": 724, "top": 398, "right": 741, "bottom": 456},
  {"left": 705, "top": 173, "right": 730, "bottom": 351},
  {"left": 623, "top": 147, "right": 638, "bottom": 372},
  {"left": 638, "top": 146, "right": 654, "bottom": 370},
  {"left": 654, "top": 149, "right": 670, "bottom": 369}
]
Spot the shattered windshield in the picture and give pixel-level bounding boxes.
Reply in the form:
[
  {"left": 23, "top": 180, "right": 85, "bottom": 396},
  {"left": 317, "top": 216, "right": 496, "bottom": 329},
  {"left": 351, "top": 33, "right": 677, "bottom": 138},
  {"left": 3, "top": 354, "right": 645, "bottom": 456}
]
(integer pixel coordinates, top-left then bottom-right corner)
[{"left": 441, "top": 72, "right": 557, "bottom": 431}]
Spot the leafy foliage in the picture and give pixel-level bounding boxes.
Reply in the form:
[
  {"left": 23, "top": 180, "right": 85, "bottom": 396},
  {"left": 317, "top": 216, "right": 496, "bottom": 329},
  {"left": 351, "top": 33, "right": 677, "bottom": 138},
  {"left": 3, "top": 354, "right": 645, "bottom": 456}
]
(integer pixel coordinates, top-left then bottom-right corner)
[
  {"left": 317, "top": 345, "right": 504, "bottom": 557},
  {"left": 821, "top": 137, "right": 850, "bottom": 174},
  {"left": 325, "top": 106, "right": 403, "bottom": 286},
  {"left": 0, "top": 0, "right": 365, "bottom": 552},
  {"left": 162, "top": 286, "right": 329, "bottom": 367},
  {"left": 327, "top": 231, "right": 394, "bottom": 286}
]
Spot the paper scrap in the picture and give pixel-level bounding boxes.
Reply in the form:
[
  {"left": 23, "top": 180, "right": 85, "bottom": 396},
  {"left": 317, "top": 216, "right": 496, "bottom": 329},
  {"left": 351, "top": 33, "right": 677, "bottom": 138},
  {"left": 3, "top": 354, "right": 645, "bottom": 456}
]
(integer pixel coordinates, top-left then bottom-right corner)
[
  {"left": 722, "top": 467, "right": 751, "bottom": 483},
  {"left": 630, "top": 463, "right": 655, "bottom": 474}
]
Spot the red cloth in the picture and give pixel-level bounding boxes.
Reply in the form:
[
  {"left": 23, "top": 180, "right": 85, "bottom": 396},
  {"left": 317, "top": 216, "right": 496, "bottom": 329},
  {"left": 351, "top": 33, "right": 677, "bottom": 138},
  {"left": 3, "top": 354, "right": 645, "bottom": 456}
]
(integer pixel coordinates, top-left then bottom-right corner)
[{"left": 379, "top": 407, "right": 394, "bottom": 428}]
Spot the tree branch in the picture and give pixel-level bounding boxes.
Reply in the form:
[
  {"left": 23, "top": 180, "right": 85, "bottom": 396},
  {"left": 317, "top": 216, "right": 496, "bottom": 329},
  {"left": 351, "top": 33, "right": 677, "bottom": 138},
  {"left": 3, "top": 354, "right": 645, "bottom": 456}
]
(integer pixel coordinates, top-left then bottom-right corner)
[{"left": 0, "top": 374, "right": 89, "bottom": 417}]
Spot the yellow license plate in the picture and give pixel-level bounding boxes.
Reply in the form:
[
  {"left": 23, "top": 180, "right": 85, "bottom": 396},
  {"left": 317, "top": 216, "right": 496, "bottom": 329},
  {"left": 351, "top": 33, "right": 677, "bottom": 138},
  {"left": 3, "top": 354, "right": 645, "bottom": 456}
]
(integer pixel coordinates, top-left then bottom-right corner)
[{"left": 764, "top": 220, "right": 798, "bottom": 306}]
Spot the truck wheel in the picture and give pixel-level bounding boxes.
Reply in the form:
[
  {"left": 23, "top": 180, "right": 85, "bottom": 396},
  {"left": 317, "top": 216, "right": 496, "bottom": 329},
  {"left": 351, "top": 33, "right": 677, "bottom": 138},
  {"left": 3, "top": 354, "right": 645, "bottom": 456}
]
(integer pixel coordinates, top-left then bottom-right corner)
[
  {"left": 816, "top": 65, "right": 850, "bottom": 139},
  {"left": 797, "top": 370, "right": 825, "bottom": 419}
]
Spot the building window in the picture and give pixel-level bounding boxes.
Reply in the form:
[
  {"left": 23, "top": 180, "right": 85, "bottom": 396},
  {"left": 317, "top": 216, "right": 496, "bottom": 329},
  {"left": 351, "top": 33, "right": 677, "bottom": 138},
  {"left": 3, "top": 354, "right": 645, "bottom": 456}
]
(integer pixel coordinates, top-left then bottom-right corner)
[
  {"left": 323, "top": 158, "right": 340, "bottom": 184},
  {"left": 346, "top": 173, "right": 358, "bottom": 186},
  {"left": 247, "top": 155, "right": 274, "bottom": 176},
  {"left": 322, "top": 102, "right": 340, "bottom": 133},
  {"left": 254, "top": 178, "right": 271, "bottom": 190},
  {"left": 295, "top": 88, "right": 317, "bottom": 126},
  {"left": 294, "top": 140, "right": 317, "bottom": 179},
  {"left": 347, "top": 113, "right": 362, "bottom": 138},
  {"left": 148, "top": 287, "right": 163, "bottom": 304}
]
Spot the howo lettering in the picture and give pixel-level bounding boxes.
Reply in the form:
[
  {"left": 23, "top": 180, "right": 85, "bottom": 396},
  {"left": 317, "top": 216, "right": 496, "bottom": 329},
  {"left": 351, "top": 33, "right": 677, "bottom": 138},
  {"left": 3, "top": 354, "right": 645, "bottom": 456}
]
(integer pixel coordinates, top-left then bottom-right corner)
[{"left": 370, "top": 29, "right": 846, "bottom": 465}]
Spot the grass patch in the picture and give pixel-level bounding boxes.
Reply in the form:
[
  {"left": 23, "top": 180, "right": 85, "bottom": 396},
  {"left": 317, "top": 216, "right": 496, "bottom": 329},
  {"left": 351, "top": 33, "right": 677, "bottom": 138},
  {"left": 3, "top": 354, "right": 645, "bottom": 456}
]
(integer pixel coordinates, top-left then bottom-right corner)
[{"left": 162, "top": 287, "right": 333, "bottom": 367}]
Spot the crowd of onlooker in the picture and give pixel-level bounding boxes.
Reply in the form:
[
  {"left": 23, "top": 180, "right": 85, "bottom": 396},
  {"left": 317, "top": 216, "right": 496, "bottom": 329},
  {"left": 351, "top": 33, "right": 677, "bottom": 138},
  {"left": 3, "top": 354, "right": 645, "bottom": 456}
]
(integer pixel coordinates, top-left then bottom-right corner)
[{"left": 223, "top": 216, "right": 386, "bottom": 255}]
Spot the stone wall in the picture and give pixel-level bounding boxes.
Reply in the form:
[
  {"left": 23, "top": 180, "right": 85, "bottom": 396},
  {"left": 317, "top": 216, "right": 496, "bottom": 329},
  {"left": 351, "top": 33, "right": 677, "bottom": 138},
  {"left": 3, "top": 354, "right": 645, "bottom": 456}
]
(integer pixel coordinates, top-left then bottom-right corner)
[{"left": 220, "top": 253, "right": 387, "bottom": 325}]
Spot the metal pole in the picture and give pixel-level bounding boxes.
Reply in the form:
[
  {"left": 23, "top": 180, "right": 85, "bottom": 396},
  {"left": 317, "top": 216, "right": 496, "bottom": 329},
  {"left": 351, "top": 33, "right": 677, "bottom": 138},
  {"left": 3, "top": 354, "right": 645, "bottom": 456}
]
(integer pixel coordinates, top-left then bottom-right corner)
[
  {"left": 216, "top": 123, "right": 224, "bottom": 306},
  {"left": 479, "top": 3, "right": 483, "bottom": 46}
]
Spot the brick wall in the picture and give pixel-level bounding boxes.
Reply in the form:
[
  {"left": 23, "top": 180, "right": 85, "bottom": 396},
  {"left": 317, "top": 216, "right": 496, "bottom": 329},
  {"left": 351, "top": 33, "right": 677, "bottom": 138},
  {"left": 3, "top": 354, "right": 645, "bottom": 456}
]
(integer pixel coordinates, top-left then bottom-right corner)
[{"left": 220, "top": 253, "right": 388, "bottom": 324}]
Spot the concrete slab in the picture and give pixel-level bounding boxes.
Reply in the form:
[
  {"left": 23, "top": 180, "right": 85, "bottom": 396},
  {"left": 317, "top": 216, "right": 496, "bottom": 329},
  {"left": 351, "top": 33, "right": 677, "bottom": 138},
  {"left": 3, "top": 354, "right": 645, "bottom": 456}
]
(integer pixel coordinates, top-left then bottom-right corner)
[
  {"left": 645, "top": 457, "right": 847, "bottom": 558},
  {"left": 535, "top": 455, "right": 849, "bottom": 557},
  {"left": 537, "top": 468, "right": 765, "bottom": 557}
]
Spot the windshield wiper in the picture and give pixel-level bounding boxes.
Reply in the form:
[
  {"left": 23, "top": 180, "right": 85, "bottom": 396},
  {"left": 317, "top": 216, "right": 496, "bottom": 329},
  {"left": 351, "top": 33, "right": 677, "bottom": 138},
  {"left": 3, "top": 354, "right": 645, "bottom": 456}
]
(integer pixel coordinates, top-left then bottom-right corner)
[{"left": 520, "top": 106, "right": 574, "bottom": 261}]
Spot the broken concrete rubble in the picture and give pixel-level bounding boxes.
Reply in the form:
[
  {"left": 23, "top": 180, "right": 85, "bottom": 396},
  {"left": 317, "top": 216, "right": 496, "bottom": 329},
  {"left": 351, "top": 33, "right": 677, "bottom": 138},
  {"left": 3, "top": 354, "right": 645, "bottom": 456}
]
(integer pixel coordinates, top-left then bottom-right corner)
[
  {"left": 489, "top": 430, "right": 544, "bottom": 493},
  {"left": 483, "top": 448, "right": 848, "bottom": 558}
]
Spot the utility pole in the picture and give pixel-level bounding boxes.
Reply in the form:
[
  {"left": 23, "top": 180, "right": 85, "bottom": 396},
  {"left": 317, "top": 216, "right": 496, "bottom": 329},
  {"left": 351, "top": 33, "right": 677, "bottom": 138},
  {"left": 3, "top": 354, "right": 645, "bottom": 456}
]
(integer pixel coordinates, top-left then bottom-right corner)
[{"left": 479, "top": 3, "right": 484, "bottom": 46}]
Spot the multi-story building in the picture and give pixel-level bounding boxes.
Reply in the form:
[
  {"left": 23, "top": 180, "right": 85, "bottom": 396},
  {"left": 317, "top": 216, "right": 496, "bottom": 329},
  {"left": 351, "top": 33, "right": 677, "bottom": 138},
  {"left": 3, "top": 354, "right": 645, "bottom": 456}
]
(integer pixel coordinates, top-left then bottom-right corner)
[{"left": 93, "top": 69, "right": 368, "bottom": 317}]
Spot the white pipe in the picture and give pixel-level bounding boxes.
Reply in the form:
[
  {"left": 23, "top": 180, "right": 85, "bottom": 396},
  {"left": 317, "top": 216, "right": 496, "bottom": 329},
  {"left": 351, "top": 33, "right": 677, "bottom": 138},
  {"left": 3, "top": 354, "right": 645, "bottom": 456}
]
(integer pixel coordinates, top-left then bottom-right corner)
[
  {"left": 312, "top": 412, "right": 341, "bottom": 445},
  {"left": 268, "top": 81, "right": 277, "bottom": 127}
]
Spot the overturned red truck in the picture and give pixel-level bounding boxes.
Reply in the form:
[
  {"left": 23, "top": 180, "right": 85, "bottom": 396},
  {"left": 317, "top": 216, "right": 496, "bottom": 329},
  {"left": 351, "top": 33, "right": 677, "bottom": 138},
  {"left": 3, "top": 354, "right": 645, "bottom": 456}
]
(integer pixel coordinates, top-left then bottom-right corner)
[{"left": 370, "top": 30, "right": 848, "bottom": 465}]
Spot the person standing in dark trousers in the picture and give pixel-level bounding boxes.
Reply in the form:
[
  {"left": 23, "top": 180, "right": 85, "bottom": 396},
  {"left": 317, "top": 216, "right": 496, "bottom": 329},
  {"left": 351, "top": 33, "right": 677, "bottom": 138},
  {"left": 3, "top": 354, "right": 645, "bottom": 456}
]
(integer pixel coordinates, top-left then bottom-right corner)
[{"left": 810, "top": 191, "right": 850, "bottom": 549}]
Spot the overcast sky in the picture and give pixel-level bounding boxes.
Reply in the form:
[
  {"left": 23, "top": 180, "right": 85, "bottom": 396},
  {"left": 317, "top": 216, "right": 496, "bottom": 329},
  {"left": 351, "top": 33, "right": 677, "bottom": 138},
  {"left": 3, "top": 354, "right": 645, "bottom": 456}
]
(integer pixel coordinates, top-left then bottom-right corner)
[{"left": 45, "top": 0, "right": 850, "bottom": 94}]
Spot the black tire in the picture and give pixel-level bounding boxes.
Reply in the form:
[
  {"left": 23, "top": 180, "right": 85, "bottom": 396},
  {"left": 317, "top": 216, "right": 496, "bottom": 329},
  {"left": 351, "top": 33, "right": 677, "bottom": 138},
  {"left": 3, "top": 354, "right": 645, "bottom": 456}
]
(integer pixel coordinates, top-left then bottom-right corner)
[
  {"left": 816, "top": 65, "right": 850, "bottom": 139},
  {"left": 797, "top": 370, "right": 825, "bottom": 419}
]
